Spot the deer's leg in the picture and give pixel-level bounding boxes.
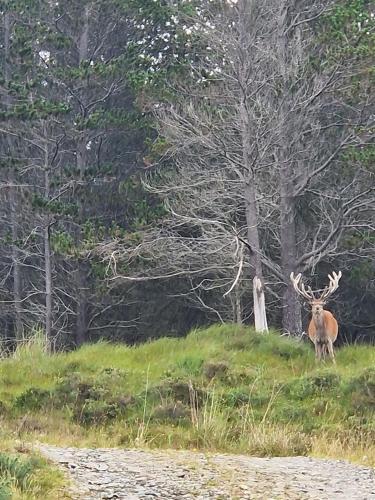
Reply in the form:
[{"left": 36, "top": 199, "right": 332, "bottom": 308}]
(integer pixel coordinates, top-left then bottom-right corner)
[
  {"left": 327, "top": 340, "right": 336, "bottom": 364},
  {"left": 322, "top": 344, "right": 327, "bottom": 361},
  {"left": 315, "top": 341, "right": 321, "bottom": 361},
  {"left": 318, "top": 342, "right": 328, "bottom": 362}
]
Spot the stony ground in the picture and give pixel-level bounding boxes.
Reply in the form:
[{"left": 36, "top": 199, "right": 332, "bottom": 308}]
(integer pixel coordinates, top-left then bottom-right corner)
[{"left": 37, "top": 444, "right": 375, "bottom": 500}]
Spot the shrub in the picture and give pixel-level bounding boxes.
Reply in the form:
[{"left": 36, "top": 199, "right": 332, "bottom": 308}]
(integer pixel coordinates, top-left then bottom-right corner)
[
  {"left": 52, "top": 371, "right": 133, "bottom": 424},
  {"left": 54, "top": 379, "right": 97, "bottom": 406},
  {"left": 274, "top": 404, "right": 308, "bottom": 423},
  {"left": 73, "top": 400, "right": 122, "bottom": 425},
  {"left": 225, "top": 387, "right": 271, "bottom": 410},
  {"left": 346, "top": 368, "right": 375, "bottom": 410},
  {"left": 13, "top": 388, "right": 51, "bottom": 411},
  {"left": 155, "top": 379, "right": 206, "bottom": 406},
  {"left": 203, "top": 361, "right": 229, "bottom": 380},
  {"left": 225, "top": 389, "right": 252, "bottom": 407},
  {"left": 52, "top": 373, "right": 106, "bottom": 407},
  {"left": 152, "top": 402, "right": 190, "bottom": 422},
  {"left": 286, "top": 372, "right": 341, "bottom": 399}
]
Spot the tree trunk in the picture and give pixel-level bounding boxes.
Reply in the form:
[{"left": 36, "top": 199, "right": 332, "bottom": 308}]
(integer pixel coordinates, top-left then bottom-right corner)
[
  {"left": 235, "top": 3, "right": 268, "bottom": 331},
  {"left": 234, "top": 246, "right": 243, "bottom": 324},
  {"left": 74, "top": 3, "right": 91, "bottom": 346},
  {"left": 9, "top": 175, "right": 23, "bottom": 341},
  {"left": 239, "top": 100, "right": 268, "bottom": 332},
  {"left": 280, "top": 189, "right": 302, "bottom": 334},
  {"left": 44, "top": 140, "right": 52, "bottom": 348},
  {"left": 44, "top": 224, "right": 52, "bottom": 347},
  {"left": 277, "top": 1, "right": 302, "bottom": 334},
  {"left": 75, "top": 139, "right": 89, "bottom": 346},
  {"left": 75, "top": 262, "right": 88, "bottom": 346},
  {"left": 244, "top": 182, "right": 263, "bottom": 278},
  {"left": 4, "top": 12, "right": 23, "bottom": 340}
]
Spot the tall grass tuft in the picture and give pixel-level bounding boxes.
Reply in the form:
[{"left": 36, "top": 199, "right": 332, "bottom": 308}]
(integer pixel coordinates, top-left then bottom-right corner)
[
  {"left": 0, "top": 453, "right": 36, "bottom": 491},
  {"left": 0, "top": 450, "right": 66, "bottom": 499},
  {"left": 12, "top": 328, "right": 50, "bottom": 361}
]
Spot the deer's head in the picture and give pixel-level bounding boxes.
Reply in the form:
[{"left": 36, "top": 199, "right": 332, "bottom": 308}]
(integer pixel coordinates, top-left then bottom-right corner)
[{"left": 290, "top": 271, "right": 342, "bottom": 317}]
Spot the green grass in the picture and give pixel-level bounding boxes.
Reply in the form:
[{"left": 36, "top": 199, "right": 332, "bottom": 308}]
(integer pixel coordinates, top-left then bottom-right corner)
[
  {"left": 0, "top": 324, "right": 374, "bottom": 468},
  {"left": 0, "top": 447, "right": 66, "bottom": 499}
]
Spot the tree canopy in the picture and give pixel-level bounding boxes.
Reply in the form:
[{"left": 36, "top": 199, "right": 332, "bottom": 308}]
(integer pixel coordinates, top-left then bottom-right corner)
[{"left": 0, "top": 0, "right": 374, "bottom": 348}]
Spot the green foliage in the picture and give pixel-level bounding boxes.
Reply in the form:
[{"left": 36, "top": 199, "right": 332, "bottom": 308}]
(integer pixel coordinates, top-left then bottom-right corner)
[
  {"left": 1, "top": 99, "right": 71, "bottom": 121},
  {"left": 323, "top": 0, "right": 375, "bottom": 50},
  {"left": 0, "top": 450, "right": 65, "bottom": 499},
  {"left": 118, "top": 176, "right": 168, "bottom": 228},
  {"left": 347, "top": 260, "right": 375, "bottom": 281},
  {"left": 31, "top": 194, "right": 78, "bottom": 217},
  {"left": 0, "top": 485, "right": 10, "bottom": 500},
  {"left": 25, "top": 368, "right": 133, "bottom": 425},
  {"left": 224, "top": 389, "right": 252, "bottom": 408},
  {"left": 73, "top": 400, "right": 124, "bottom": 425},
  {"left": 0, "top": 453, "right": 37, "bottom": 492},
  {"left": 14, "top": 387, "right": 51, "bottom": 411},
  {"left": 91, "top": 260, "right": 108, "bottom": 280},
  {"left": 320, "top": 0, "right": 375, "bottom": 122},
  {"left": 175, "top": 356, "right": 204, "bottom": 376},
  {"left": 152, "top": 401, "right": 190, "bottom": 422},
  {"left": 144, "top": 136, "right": 170, "bottom": 160},
  {"left": 345, "top": 368, "right": 375, "bottom": 410},
  {"left": 285, "top": 372, "right": 341, "bottom": 399},
  {"left": 152, "top": 379, "right": 206, "bottom": 406},
  {"left": 342, "top": 144, "right": 375, "bottom": 171},
  {"left": 122, "top": 0, "right": 202, "bottom": 90},
  {"left": 82, "top": 221, "right": 106, "bottom": 245},
  {"left": 74, "top": 109, "right": 151, "bottom": 131},
  {"left": 51, "top": 231, "right": 75, "bottom": 255}
]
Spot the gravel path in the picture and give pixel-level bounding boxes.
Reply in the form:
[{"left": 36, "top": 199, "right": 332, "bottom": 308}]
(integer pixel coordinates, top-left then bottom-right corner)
[{"left": 37, "top": 444, "right": 375, "bottom": 499}]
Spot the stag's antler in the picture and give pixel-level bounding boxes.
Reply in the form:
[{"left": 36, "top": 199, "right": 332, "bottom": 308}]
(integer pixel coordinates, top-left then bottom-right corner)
[
  {"left": 290, "top": 271, "right": 342, "bottom": 302},
  {"left": 319, "top": 271, "right": 342, "bottom": 301},
  {"left": 290, "top": 272, "right": 316, "bottom": 300}
]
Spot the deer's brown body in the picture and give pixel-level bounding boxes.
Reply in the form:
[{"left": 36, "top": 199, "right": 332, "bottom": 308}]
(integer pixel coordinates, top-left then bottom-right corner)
[
  {"left": 308, "top": 306, "right": 338, "bottom": 361},
  {"left": 290, "top": 271, "right": 342, "bottom": 363}
]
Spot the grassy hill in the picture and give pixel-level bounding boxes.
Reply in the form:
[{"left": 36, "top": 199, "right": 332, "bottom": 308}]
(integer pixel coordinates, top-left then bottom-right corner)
[{"left": 0, "top": 324, "right": 374, "bottom": 482}]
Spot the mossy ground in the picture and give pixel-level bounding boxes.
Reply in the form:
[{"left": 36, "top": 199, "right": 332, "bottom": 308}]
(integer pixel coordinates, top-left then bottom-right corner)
[{"left": 0, "top": 325, "right": 374, "bottom": 473}]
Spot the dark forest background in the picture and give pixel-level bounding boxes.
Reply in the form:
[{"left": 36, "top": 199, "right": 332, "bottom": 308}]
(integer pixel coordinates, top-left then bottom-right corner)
[{"left": 0, "top": 0, "right": 374, "bottom": 349}]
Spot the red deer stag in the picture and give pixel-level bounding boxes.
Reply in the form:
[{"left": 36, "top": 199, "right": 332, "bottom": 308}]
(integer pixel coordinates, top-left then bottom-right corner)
[{"left": 290, "top": 271, "right": 342, "bottom": 363}]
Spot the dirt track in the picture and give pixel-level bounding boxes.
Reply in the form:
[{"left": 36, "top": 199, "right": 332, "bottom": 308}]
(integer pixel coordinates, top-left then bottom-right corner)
[{"left": 38, "top": 444, "right": 375, "bottom": 499}]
